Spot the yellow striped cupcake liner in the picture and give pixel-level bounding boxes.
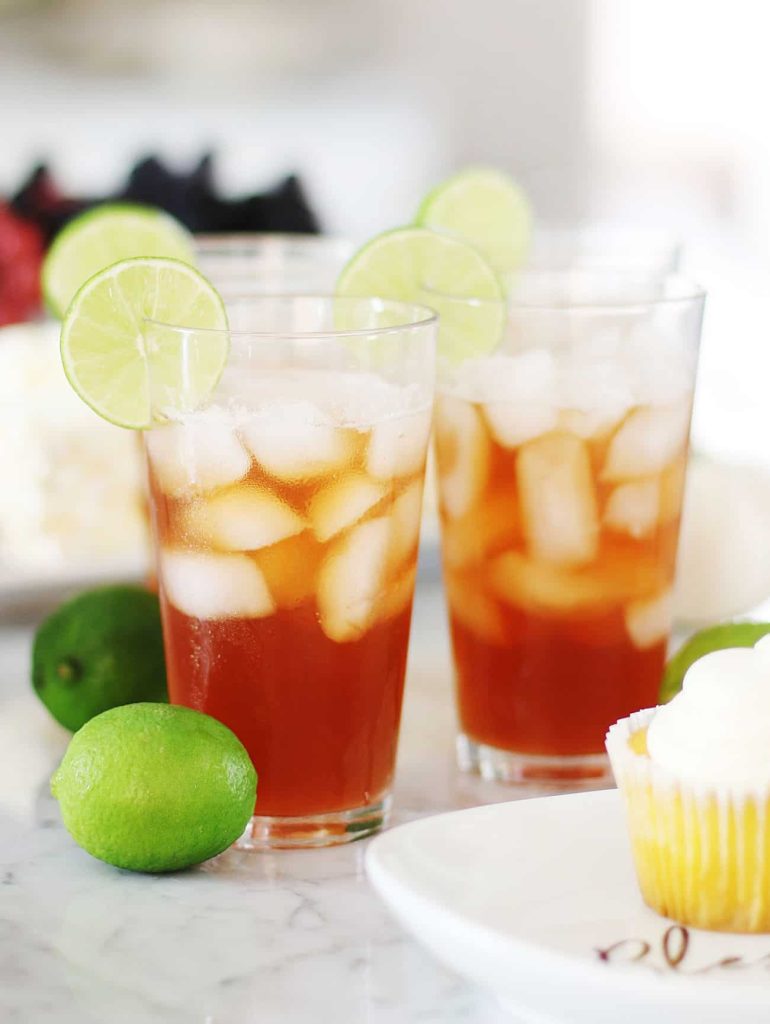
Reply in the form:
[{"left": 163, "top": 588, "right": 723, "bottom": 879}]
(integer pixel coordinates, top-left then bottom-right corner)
[{"left": 607, "top": 708, "right": 770, "bottom": 934}]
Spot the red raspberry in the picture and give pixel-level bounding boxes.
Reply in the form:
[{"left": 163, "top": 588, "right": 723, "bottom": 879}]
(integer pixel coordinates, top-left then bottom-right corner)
[{"left": 0, "top": 202, "right": 44, "bottom": 326}]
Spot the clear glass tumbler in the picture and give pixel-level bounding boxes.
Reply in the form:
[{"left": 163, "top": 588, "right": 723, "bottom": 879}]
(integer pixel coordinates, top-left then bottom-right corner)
[
  {"left": 195, "top": 234, "right": 354, "bottom": 293},
  {"left": 142, "top": 296, "right": 436, "bottom": 848},
  {"left": 524, "top": 227, "right": 681, "bottom": 276},
  {"left": 431, "top": 273, "right": 705, "bottom": 786}
]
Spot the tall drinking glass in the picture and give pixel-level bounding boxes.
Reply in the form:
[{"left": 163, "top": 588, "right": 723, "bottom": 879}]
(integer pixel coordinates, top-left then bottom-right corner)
[
  {"left": 524, "top": 227, "right": 681, "bottom": 276},
  {"left": 142, "top": 296, "right": 436, "bottom": 847},
  {"left": 196, "top": 234, "right": 354, "bottom": 293},
  {"left": 431, "top": 273, "right": 705, "bottom": 786}
]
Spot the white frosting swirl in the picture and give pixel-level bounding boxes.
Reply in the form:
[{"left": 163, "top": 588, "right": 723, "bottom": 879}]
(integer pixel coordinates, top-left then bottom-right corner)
[{"left": 646, "top": 637, "right": 770, "bottom": 788}]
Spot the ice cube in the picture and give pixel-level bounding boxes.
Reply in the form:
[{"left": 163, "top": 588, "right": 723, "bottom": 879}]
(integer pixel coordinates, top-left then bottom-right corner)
[
  {"left": 558, "top": 359, "right": 634, "bottom": 440},
  {"left": 161, "top": 549, "right": 275, "bottom": 620},
  {"left": 488, "top": 551, "right": 611, "bottom": 614},
  {"left": 434, "top": 395, "right": 490, "bottom": 519},
  {"left": 624, "top": 589, "right": 673, "bottom": 649},
  {"left": 483, "top": 402, "right": 559, "bottom": 450},
  {"left": 445, "top": 571, "right": 506, "bottom": 643},
  {"left": 185, "top": 487, "right": 305, "bottom": 551},
  {"left": 659, "top": 457, "right": 687, "bottom": 524},
  {"left": 624, "top": 327, "right": 695, "bottom": 407},
  {"left": 441, "top": 494, "right": 519, "bottom": 570},
  {"left": 490, "top": 547, "right": 668, "bottom": 616},
  {"left": 317, "top": 518, "right": 391, "bottom": 642},
  {"left": 255, "top": 531, "right": 321, "bottom": 609},
  {"left": 604, "top": 479, "right": 661, "bottom": 539},
  {"left": 309, "top": 475, "right": 387, "bottom": 542},
  {"left": 146, "top": 415, "right": 250, "bottom": 497},
  {"left": 461, "top": 351, "right": 559, "bottom": 448},
  {"left": 517, "top": 433, "right": 599, "bottom": 565},
  {"left": 603, "top": 403, "right": 691, "bottom": 481},
  {"left": 377, "top": 565, "right": 418, "bottom": 624},
  {"left": 240, "top": 401, "right": 354, "bottom": 482},
  {"left": 389, "top": 481, "right": 424, "bottom": 568},
  {"left": 366, "top": 409, "right": 432, "bottom": 480},
  {"left": 220, "top": 369, "right": 408, "bottom": 425},
  {"left": 456, "top": 351, "right": 556, "bottom": 404},
  {"left": 307, "top": 370, "right": 415, "bottom": 428}
]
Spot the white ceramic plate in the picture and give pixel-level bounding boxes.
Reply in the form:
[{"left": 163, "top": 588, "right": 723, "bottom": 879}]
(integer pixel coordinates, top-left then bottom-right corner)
[{"left": 367, "top": 791, "right": 770, "bottom": 1023}]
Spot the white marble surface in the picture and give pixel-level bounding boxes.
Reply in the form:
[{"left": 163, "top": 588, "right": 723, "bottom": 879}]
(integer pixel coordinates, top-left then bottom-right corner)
[{"left": 0, "top": 578, "right": 549, "bottom": 1024}]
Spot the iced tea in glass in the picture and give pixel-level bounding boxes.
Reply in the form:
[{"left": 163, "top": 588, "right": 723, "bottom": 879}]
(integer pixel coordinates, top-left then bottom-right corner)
[
  {"left": 142, "top": 235, "right": 356, "bottom": 591},
  {"left": 143, "top": 296, "right": 436, "bottom": 846},
  {"left": 432, "top": 273, "right": 705, "bottom": 785}
]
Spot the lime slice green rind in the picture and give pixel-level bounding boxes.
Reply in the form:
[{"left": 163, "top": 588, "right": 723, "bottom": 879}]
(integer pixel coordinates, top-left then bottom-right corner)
[
  {"left": 661, "top": 621, "right": 770, "bottom": 704},
  {"left": 60, "top": 257, "right": 228, "bottom": 430},
  {"left": 336, "top": 226, "right": 505, "bottom": 363},
  {"left": 337, "top": 226, "right": 503, "bottom": 301},
  {"left": 43, "top": 204, "right": 196, "bottom": 319},
  {"left": 415, "top": 166, "right": 533, "bottom": 275}
]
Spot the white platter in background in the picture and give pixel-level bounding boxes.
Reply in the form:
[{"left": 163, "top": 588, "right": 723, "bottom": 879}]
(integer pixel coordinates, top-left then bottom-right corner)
[{"left": 0, "top": 554, "right": 147, "bottom": 617}]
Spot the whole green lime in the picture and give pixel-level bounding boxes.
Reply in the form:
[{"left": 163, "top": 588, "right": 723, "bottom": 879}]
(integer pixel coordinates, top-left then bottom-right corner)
[
  {"left": 51, "top": 703, "right": 257, "bottom": 872},
  {"left": 661, "top": 621, "right": 770, "bottom": 703},
  {"left": 32, "top": 585, "right": 167, "bottom": 731}
]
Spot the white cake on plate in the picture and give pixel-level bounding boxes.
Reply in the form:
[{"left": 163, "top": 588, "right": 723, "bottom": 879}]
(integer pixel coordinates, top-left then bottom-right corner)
[{"left": 0, "top": 321, "right": 149, "bottom": 588}]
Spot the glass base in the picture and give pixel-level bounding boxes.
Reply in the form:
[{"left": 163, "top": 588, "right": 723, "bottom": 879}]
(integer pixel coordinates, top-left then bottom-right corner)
[
  {"left": 457, "top": 733, "right": 613, "bottom": 790},
  {"left": 234, "top": 795, "right": 391, "bottom": 850}
]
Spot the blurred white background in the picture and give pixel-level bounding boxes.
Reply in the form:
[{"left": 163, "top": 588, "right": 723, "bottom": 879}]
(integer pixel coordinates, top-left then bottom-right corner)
[
  {"left": 0, "top": 1, "right": 766, "bottom": 251},
  {"left": 2, "top": 0, "right": 770, "bottom": 463}
]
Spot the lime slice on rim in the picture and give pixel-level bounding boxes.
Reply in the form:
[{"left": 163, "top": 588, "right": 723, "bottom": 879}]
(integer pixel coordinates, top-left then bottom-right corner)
[
  {"left": 60, "top": 257, "right": 228, "bottom": 429},
  {"left": 415, "top": 167, "right": 532, "bottom": 275},
  {"left": 661, "top": 621, "right": 770, "bottom": 704},
  {"left": 336, "top": 227, "right": 505, "bottom": 363},
  {"left": 43, "top": 204, "right": 196, "bottom": 319}
]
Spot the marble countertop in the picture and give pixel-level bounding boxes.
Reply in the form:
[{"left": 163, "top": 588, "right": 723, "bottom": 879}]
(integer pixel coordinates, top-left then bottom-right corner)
[{"left": 0, "top": 578, "right": 548, "bottom": 1024}]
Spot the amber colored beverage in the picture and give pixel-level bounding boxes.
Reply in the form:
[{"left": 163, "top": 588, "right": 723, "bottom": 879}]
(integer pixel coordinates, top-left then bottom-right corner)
[
  {"left": 145, "top": 373, "right": 431, "bottom": 847},
  {"left": 431, "top": 272, "right": 704, "bottom": 786},
  {"left": 161, "top": 601, "right": 413, "bottom": 817},
  {"left": 148, "top": 425, "right": 426, "bottom": 816},
  {"left": 141, "top": 297, "right": 435, "bottom": 848},
  {"left": 437, "top": 388, "right": 691, "bottom": 757},
  {"left": 434, "top": 351, "right": 701, "bottom": 793}
]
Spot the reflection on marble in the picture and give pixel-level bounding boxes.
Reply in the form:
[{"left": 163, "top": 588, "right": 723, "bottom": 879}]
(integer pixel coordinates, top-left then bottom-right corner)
[{"left": 0, "top": 582, "right": 536, "bottom": 1023}]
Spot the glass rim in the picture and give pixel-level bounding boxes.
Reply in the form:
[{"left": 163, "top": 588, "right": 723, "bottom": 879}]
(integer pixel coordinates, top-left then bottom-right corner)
[
  {"left": 194, "top": 232, "right": 353, "bottom": 251},
  {"left": 423, "top": 271, "right": 706, "bottom": 313},
  {"left": 143, "top": 294, "right": 438, "bottom": 339},
  {"left": 529, "top": 223, "right": 682, "bottom": 246}
]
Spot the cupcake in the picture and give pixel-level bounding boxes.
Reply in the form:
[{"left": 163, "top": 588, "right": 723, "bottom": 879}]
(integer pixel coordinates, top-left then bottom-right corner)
[{"left": 607, "top": 637, "right": 770, "bottom": 933}]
